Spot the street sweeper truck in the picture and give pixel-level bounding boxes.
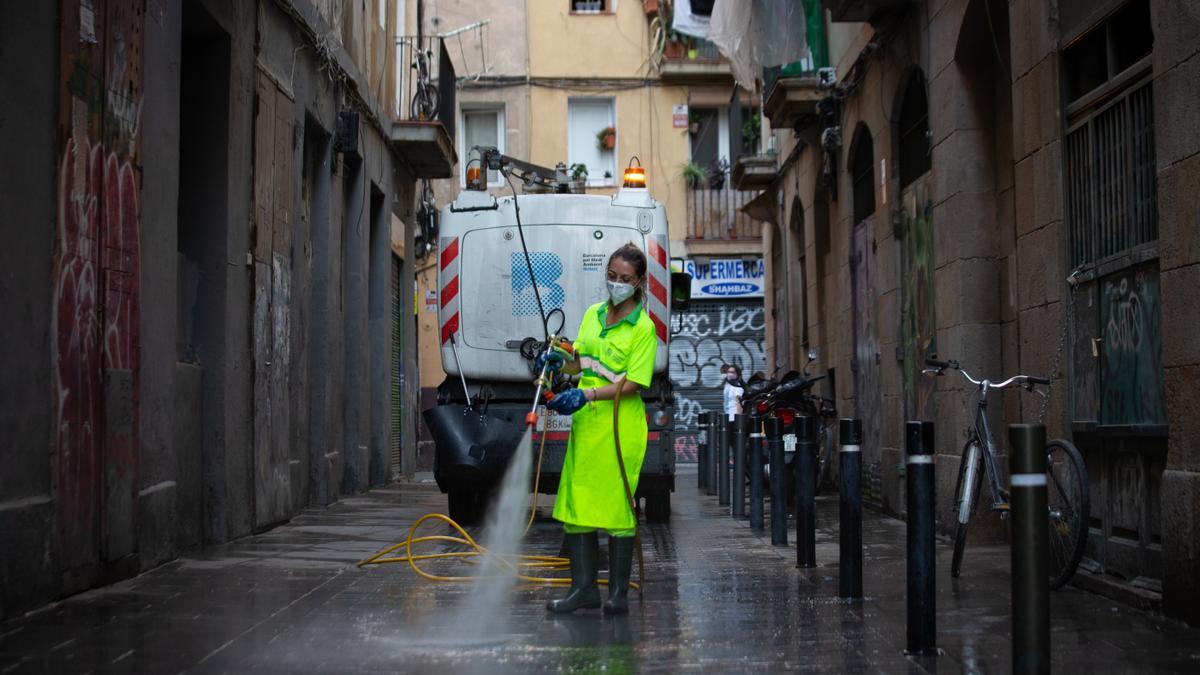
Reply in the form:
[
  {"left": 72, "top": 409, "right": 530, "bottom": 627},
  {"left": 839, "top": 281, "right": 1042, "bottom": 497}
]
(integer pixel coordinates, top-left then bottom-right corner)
[{"left": 423, "top": 149, "right": 689, "bottom": 524}]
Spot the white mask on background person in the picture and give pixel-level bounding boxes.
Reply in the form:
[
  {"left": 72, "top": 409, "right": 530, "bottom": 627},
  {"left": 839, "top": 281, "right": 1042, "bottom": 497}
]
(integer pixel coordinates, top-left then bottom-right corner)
[
  {"left": 607, "top": 280, "right": 637, "bottom": 305},
  {"left": 726, "top": 372, "right": 738, "bottom": 382}
]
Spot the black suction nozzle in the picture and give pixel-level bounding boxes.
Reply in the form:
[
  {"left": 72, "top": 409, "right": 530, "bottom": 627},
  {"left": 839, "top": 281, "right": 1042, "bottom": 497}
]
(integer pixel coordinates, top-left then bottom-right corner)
[{"left": 423, "top": 405, "right": 525, "bottom": 486}]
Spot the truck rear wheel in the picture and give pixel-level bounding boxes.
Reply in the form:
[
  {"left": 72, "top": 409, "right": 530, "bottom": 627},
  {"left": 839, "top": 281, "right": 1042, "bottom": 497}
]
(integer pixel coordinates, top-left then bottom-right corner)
[{"left": 644, "top": 490, "right": 671, "bottom": 523}]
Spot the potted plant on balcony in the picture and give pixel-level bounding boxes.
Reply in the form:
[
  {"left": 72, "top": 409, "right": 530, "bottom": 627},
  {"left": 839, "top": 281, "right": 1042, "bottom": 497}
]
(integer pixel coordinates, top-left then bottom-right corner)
[
  {"left": 688, "top": 112, "right": 701, "bottom": 135},
  {"left": 570, "top": 163, "right": 589, "bottom": 182},
  {"left": 742, "top": 111, "right": 761, "bottom": 152},
  {"left": 708, "top": 157, "right": 730, "bottom": 190},
  {"left": 596, "top": 126, "right": 616, "bottom": 151},
  {"left": 663, "top": 29, "right": 687, "bottom": 59},
  {"left": 681, "top": 161, "right": 707, "bottom": 189}
]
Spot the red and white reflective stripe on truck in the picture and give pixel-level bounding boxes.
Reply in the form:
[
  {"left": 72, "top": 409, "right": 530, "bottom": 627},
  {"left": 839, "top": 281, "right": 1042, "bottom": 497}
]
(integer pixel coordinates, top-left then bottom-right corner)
[
  {"left": 645, "top": 234, "right": 669, "bottom": 343},
  {"left": 439, "top": 236, "right": 460, "bottom": 345}
]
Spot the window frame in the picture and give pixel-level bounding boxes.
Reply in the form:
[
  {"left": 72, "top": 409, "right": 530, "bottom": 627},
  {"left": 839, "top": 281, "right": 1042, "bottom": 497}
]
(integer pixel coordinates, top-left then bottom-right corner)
[
  {"left": 1060, "top": 0, "right": 1156, "bottom": 275},
  {"left": 569, "top": 0, "right": 615, "bottom": 15},
  {"left": 460, "top": 103, "right": 506, "bottom": 188},
  {"left": 567, "top": 96, "right": 617, "bottom": 187}
]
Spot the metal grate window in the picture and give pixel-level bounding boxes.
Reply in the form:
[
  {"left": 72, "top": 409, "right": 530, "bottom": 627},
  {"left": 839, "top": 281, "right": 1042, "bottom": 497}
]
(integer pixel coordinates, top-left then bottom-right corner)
[{"left": 1065, "top": 81, "right": 1156, "bottom": 268}]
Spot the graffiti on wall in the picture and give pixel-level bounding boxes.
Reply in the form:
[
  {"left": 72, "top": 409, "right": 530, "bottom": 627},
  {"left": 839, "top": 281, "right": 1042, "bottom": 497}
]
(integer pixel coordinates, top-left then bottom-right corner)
[
  {"left": 1100, "top": 265, "right": 1166, "bottom": 426},
  {"left": 899, "top": 184, "right": 936, "bottom": 422},
  {"left": 669, "top": 305, "right": 766, "bottom": 461},
  {"left": 54, "top": 0, "right": 143, "bottom": 566}
]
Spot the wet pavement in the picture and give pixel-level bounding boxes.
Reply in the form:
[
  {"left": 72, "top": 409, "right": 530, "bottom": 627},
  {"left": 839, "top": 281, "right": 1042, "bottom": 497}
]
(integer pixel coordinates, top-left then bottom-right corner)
[{"left": 3, "top": 464, "right": 1199, "bottom": 674}]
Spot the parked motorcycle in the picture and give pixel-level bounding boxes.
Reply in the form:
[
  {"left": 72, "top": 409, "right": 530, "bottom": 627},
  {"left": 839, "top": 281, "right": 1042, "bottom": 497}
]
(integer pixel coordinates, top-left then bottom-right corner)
[{"left": 739, "top": 351, "right": 838, "bottom": 501}]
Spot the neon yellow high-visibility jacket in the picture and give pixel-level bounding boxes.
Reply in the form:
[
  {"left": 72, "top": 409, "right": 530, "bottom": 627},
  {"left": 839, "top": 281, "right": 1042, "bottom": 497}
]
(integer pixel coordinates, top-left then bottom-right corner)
[{"left": 552, "top": 300, "right": 657, "bottom": 532}]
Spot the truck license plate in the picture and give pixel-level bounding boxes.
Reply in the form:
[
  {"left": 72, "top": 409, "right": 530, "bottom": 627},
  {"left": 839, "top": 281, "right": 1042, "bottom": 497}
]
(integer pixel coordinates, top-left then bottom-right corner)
[{"left": 537, "top": 406, "right": 573, "bottom": 432}]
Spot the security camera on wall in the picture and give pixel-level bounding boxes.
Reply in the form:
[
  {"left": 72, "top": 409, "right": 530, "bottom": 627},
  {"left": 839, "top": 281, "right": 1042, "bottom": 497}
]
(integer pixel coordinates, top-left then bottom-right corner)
[{"left": 817, "top": 67, "right": 837, "bottom": 89}]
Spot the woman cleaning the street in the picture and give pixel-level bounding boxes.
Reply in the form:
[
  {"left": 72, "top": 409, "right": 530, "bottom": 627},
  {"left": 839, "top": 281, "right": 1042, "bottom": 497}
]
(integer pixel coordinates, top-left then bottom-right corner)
[{"left": 537, "top": 242, "right": 657, "bottom": 615}]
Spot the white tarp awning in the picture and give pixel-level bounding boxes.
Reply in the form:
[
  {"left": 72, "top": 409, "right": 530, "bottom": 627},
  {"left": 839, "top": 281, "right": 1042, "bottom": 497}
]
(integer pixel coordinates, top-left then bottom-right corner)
[{"left": 708, "top": 0, "right": 810, "bottom": 91}]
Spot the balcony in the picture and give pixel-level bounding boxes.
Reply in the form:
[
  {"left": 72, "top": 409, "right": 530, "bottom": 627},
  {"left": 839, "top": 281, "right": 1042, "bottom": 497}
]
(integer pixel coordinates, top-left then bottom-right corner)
[
  {"left": 822, "top": 0, "right": 911, "bottom": 23},
  {"left": 731, "top": 154, "right": 777, "bottom": 190},
  {"left": 763, "top": 75, "right": 825, "bottom": 130},
  {"left": 684, "top": 184, "right": 764, "bottom": 253},
  {"left": 660, "top": 38, "right": 732, "bottom": 84},
  {"left": 391, "top": 36, "right": 458, "bottom": 179}
]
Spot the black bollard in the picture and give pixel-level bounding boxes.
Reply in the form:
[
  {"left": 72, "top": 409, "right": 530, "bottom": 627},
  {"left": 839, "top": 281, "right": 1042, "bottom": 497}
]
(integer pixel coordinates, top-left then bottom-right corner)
[
  {"left": 697, "top": 412, "right": 710, "bottom": 491},
  {"left": 905, "top": 421, "right": 937, "bottom": 656},
  {"left": 1010, "top": 424, "right": 1049, "bottom": 675},
  {"left": 838, "top": 418, "right": 864, "bottom": 599},
  {"left": 719, "top": 414, "right": 732, "bottom": 507},
  {"left": 732, "top": 414, "right": 748, "bottom": 519},
  {"left": 767, "top": 417, "right": 788, "bottom": 545},
  {"left": 795, "top": 415, "right": 818, "bottom": 568},
  {"left": 748, "top": 417, "right": 765, "bottom": 531}
]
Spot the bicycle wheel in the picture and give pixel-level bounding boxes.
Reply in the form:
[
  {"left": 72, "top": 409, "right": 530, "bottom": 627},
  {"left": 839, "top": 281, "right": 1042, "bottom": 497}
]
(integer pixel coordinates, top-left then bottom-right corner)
[
  {"left": 410, "top": 85, "right": 436, "bottom": 121},
  {"left": 409, "top": 88, "right": 424, "bottom": 120},
  {"left": 951, "top": 440, "right": 985, "bottom": 578},
  {"left": 424, "top": 86, "right": 440, "bottom": 120},
  {"left": 1046, "top": 439, "right": 1089, "bottom": 590}
]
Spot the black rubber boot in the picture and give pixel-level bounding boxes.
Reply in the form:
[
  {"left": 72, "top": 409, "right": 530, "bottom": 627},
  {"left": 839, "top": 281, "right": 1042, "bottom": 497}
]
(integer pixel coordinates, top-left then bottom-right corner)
[
  {"left": 604, "top": 535, "right": 635, "bottom": 615},
  {"left": 546, "top": 532, "right": 600, "bottom": 613}
]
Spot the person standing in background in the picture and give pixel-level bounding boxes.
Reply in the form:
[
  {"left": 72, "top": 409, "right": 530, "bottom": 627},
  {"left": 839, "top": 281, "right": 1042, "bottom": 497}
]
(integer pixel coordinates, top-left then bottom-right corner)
[{"left": 721, "top": 364, "right": 743, "bottom": 422}]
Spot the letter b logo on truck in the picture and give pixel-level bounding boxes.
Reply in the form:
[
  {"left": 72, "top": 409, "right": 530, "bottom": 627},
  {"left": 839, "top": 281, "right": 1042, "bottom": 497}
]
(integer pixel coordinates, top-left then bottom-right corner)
[{"left": 511, "top": 252, "right": 565, "bottom": 316}]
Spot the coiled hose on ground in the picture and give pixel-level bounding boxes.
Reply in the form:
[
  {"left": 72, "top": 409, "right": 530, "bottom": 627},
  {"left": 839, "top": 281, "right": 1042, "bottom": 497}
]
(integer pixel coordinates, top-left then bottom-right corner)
[{"left": 358, "top": 376, "right": 643, "bottom": 596}]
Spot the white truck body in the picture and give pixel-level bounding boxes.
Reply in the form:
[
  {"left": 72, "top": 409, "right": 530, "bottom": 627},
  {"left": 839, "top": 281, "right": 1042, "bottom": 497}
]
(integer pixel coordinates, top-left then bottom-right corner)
[{"left": 437, "top": 187, "right": 673, "bottom": 378}]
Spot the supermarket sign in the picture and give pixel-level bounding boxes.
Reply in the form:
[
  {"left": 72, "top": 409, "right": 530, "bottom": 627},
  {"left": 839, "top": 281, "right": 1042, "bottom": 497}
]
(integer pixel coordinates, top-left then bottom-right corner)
[{"left": 672, "top": 257, "right": 765, "bottom": 299}]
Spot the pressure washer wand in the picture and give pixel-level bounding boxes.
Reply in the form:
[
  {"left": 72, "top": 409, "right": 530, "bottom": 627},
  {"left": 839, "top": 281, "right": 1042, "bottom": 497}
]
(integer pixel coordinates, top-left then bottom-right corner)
[
  {"left": 524, "top": 337, "right": 574, "bottom": 428},
  {"left": 526, "top": 362, "right": 549, "bottom": 428}
]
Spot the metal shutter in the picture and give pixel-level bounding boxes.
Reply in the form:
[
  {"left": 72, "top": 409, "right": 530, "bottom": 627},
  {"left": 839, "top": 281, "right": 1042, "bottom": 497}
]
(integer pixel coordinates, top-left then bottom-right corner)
[
  {"left": 390, "top": 254, "right": 402, "bottom": 479},
  {"left": 668, "top": 300, "right": 766, "bottom": 462}
]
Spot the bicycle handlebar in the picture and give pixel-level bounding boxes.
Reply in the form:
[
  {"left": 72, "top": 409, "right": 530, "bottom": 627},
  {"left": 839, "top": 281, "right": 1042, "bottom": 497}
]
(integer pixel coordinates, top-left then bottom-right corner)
[{"left": 923, "top": 357, "right": 1049, "bottom": 390}]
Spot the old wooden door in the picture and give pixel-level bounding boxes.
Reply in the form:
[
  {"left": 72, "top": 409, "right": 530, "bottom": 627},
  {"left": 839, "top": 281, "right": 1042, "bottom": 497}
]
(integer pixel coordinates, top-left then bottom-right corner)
[
  {"left": 900, "top": 178, "right": 936, "bottom": 422},
  {"left": 251, "top": 71, "right": 295, "bottom": 529},
  {"left": 851, "top": 217, "right": 882, "bottom": 501}
]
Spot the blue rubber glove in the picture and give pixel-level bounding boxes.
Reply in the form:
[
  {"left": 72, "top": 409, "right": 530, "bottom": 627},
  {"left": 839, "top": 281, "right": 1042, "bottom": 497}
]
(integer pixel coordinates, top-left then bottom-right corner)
[
  {"left": 546, "top": 388, "right": 587, "bottom": 415},
  {"left": 535, "top": 350, "right": 565, "bottom": 373}
]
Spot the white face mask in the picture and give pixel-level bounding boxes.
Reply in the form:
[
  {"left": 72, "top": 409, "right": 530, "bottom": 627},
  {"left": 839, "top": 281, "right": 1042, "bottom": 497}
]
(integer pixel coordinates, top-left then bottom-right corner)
[{"left": 606, "top": 280, "right": 637, "bottom": 305}]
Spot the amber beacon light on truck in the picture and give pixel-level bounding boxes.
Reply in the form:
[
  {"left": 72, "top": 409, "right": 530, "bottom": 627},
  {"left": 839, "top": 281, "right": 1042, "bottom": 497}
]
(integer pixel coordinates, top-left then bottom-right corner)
[{"left": 623, "top": 157, "right": 646, "bottom": 188}]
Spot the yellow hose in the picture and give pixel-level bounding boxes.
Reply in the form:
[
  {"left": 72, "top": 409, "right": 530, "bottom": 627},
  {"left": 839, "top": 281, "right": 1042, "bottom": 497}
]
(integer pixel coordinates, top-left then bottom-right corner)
[{"left": 357, "top": 409, "right": 644, "bottom": 593}]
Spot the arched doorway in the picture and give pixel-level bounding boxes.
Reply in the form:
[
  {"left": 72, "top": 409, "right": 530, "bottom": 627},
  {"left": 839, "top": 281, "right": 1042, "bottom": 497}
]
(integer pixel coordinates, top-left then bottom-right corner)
[
  {"left": 788, "top": 195, "right": 808, "bottom": 363},
  {"left": 771, "top": 220, "right": 790, "bottom": 373},
  {"left": 848, "top": 123, "right": 882, "bottom": 499}
]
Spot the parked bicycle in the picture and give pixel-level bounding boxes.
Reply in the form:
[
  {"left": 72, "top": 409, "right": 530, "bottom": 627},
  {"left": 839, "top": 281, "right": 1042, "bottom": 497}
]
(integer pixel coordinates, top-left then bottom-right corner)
[
  {"left": 410, "top": 47, "right": 439, "bottom": 121},
  {"left": 923, "top": 357, "right": 1089, "bottom": 589}
]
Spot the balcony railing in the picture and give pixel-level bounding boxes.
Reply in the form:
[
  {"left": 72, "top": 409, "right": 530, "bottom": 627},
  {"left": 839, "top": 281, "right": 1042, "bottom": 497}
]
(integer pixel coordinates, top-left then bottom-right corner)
[
  {"left": 686, "top": 185, "right": 763, "bottom": 241},
  {"left": 396, "top": 35, "right": 456, "bottom": 139},
  {"left": 390, "top": 36, "right": 458, "bottom": 179},
  {"left": 660, "top": 37, "right": 730, "bottom": 83}
]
